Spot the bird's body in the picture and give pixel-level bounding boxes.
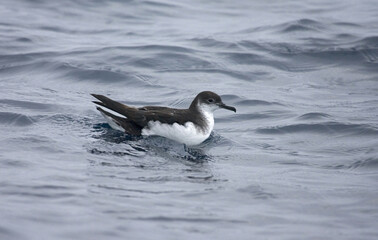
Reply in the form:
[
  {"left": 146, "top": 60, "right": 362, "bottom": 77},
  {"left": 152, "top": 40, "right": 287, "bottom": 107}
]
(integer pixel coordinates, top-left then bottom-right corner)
[{"left": 92, "top": 91, "right": 236, "bottom": 146}]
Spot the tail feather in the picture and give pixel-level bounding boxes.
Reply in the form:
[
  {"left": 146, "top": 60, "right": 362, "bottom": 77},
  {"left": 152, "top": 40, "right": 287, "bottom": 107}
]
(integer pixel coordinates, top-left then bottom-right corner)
[
  {"left": 91, "top": 94, "right": 146, "bottom": 125},
  {"left": 92, "top": 101, "right": 106, "bottom": 108},
  {"left": 96, "top": 107, "right": 142, "bottom": 136}
]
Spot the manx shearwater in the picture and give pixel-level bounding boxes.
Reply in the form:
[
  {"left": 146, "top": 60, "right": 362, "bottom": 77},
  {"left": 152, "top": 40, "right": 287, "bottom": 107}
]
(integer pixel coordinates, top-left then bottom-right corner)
[{"left": 91, "top": 91, "right": 236, "bottom": 146}]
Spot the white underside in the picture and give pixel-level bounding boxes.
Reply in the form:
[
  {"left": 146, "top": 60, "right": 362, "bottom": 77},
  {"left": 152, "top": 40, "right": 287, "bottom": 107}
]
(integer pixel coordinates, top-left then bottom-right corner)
[{"left": 141, "top": 121, "right": 210, "bottom": 146}]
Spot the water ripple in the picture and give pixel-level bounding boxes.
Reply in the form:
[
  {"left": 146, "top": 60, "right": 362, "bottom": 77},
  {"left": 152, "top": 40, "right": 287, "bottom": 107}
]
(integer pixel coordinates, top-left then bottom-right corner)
[
  {"left": 0, "top": 99, "right": 56, "bottom": 111},
  {"left": 297, "top": 112, "right": 332, "bottom": 120},
  {"left": 324, "top": 157, "right": 378, "bottom": 170},
  {"left": 0, "top": 112, "right": 35, "bottom": 126},
  {"left": 256, "top": 122, "right": 378, "bottom": 135}
]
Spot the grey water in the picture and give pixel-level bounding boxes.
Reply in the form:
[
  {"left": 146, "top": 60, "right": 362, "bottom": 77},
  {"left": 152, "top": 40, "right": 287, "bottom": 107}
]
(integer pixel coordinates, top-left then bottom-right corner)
[{"left": 0, "top": 0, "right": 377, "bottom": 239}]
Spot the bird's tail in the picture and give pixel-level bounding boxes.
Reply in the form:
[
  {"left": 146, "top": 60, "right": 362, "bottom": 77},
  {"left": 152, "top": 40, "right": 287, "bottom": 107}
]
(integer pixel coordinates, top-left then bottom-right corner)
[
  {"left": 96, "top": 106, "right": 125, "bottom": 131},
  {"left": 95, "top": 106, "right": 142, "bottom": 135},
  {"left": 92, "top": 94, "right": 133, "bottom": 113},
  {"left": 91, "top": 94, "right": 143, "bottom": 135}
]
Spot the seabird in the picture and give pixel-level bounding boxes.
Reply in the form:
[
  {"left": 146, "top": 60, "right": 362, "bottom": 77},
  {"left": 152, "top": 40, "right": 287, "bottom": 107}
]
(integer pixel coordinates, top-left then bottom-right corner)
[{"left": 91, "top": 91, "right": 236, "bottom": 146}]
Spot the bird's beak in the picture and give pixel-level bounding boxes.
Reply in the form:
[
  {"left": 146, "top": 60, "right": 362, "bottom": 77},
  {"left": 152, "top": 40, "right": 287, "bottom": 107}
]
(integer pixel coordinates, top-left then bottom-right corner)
[{"left": 218, "top": 103, "right": 236, "bottom": 112}]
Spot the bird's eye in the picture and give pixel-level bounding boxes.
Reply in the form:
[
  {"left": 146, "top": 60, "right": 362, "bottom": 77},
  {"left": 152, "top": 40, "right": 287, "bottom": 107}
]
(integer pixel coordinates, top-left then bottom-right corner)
[{"left": 208, "top": 98, "right": 214, "bottom": 103}]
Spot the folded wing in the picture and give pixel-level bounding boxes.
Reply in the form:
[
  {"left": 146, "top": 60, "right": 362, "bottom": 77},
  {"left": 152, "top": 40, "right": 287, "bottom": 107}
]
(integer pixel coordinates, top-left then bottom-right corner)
[{"left": 91, "top": 94, "right": 190, "bottom": 135}]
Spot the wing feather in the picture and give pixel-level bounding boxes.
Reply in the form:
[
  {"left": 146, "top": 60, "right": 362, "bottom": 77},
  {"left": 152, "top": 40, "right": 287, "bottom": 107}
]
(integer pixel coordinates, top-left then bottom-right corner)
[{"left": 92, "top": 94, "right": 193, "bottom": 128}]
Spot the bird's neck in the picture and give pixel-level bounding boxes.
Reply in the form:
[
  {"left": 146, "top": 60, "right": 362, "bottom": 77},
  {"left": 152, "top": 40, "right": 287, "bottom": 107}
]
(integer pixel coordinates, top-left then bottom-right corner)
[{"left": 196, "top": 104, "right": 215, "bottom": 134}]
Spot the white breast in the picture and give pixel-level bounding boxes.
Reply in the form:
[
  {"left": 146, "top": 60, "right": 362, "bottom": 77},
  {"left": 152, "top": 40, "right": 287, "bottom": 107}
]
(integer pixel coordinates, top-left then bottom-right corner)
[
  {"left": 141, "top": 109, "right": 214, "bottom": 146},
  {"left": 141, "top": 121, "right": 208, "bottom": 146}
]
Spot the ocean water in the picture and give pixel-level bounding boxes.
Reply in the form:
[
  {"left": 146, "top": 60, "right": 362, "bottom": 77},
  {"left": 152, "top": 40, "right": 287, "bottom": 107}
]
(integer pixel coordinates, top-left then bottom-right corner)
[{"left": 0, "top": 0, "right": 378, "bottom": 239}]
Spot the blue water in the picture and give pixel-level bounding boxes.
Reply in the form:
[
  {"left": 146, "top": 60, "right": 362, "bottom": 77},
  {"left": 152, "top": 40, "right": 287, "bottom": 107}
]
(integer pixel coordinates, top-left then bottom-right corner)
[{"left": 1, "top": 0, "right": 378, "bottom": 239}]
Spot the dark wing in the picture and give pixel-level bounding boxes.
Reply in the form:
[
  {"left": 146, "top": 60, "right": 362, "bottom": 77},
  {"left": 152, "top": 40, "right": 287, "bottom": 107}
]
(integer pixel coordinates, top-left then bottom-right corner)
[
  {"left": 138, "top": 106, "right": 190, "bottom": 125},
  {"left": 92, "top": 94, "right": 190, "bottom": 127}
]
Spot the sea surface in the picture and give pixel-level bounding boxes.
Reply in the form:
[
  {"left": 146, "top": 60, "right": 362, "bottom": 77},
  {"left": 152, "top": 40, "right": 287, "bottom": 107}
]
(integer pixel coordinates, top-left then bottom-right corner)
[{"left": 0, "top": 0, "right": 377, "bottom": 239}]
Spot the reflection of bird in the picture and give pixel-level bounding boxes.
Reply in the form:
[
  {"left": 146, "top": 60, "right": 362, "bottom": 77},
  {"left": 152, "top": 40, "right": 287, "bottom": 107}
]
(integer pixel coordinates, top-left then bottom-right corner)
[{"left": 92, "top": 91, "right": 236, "bottom": 146}]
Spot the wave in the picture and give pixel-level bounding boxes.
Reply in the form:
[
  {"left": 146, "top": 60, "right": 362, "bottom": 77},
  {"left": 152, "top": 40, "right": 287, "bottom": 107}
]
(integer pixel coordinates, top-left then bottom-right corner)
[
  {"left": 0, "top": 112, "right": 35, "bottom": 126},
  {"left": 190, "top": 37, "right": 241, "bottom": 50},
  {"left": 324, "top": 157, "right": 378, "bottom": 170},
  {"left": 278, "top": 19, "right": 325, "bottom": 33},
  {"left": 99, "top": 44, "right": 195, "bottom": 54},
  {"left": 236, "top": 99, "right": 283, "bottom": 106},
  {"left": 237, "top": 184, "right": 276, "bottom": 199},
  {"left": 236, "top": 18, "right": 324, "bottom": 34},
  {"left": 0, "top": 51, "right": 56, "bottom": 65},
  {"left": 256, "top": 122, "right": 378, "bottom": 135},
  {"left": 0, "top": 60, "right": 153, "bottom": 86},
  {"left": 131, "top": 52, "right": 214, "bottom": 70},
  {"left": 297, "top": 112, "right": 332, "bottom": 120},
  {"left": 0, "top": 99, "right": 56, "bottom": 111}
]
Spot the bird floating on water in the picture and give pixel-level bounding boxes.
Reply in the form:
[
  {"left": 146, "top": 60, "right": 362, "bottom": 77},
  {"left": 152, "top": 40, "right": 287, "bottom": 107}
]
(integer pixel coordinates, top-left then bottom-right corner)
[{"left": 92, "top": 91, "right": 236, "bottom": 146}]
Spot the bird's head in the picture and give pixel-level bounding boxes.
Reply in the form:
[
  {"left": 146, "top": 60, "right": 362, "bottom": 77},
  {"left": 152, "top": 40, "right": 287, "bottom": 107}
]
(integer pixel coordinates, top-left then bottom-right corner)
[{"left": 190, "top": 91, "right": 236, "bottom": 114}]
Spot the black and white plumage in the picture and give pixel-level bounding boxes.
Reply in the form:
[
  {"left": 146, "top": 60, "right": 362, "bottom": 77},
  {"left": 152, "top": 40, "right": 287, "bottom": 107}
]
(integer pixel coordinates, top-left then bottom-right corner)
[{"left": 91, "top": 91, "right": 236, "bottom": 146}]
